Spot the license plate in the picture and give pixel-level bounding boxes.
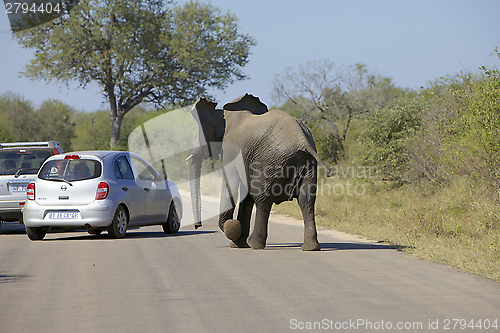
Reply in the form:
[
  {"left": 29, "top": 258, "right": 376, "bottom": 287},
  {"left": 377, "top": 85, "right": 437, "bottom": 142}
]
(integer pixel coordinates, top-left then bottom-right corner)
[
  {"left": 10, "top": 185, "right": 27, "bottom": 193},
  {"left": 47, "top": 212, "right": 79, "bottom": 220}
]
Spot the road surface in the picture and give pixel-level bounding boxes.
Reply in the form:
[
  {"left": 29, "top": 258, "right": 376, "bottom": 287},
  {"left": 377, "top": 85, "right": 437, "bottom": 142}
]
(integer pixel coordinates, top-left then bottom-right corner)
[{"left": 1, "top": 194, "right": 499, "bottom": 332}]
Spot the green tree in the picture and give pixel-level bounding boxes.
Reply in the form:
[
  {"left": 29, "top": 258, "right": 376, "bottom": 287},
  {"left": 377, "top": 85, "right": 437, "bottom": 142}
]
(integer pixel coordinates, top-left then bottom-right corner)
[
  {"left": 37, "top": 99, "right": 76, "bottom": 151},
  {"left": 15, "top": 0, "right": 256, "bottom": 148},
  {"left": 71, "top": 105, "right": 163, "bottom": 151},
  {"left": 437, "top": 66, "right": 500, "bottom": 189},
  {"left": 0, "top": 93, "right": 75, "bottom": 150},
  {"left": 0, "top": 92, "right": 38, "bottom": 142},
  {"left": 360, "top": 99, "right": 424, "bottom": 184},
  {"left": 0, "top": 114, "right": 14, "bottom": 142},
  {"left": 71, "top": 110, "right": 112, "bottom": 151}
]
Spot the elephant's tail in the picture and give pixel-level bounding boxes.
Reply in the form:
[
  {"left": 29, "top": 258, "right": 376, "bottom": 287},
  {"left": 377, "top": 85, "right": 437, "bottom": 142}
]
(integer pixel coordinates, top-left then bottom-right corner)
[{"left": 304, "top": 146, "right": 332, "bottom": 177}]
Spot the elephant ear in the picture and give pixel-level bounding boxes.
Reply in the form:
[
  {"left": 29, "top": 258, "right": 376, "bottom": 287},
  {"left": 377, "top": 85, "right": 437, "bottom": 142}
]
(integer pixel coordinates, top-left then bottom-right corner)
[
  {"left": 190, "top": 97, "right": 224, "bottom": 157},
  {"left": 191, "top": 97, "right": 218, "bottom": 121},
  {"left": 191, "top": 97, "right": 224, "bottom": 137},
  {"left": 223, "top": 93, "right": 268, "bottom": 115}
]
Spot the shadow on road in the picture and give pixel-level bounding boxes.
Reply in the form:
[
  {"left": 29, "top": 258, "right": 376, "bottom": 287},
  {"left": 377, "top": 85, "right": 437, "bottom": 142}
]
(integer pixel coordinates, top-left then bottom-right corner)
[
  {"left": 0, "top": 223, "right": 25, "bottom": 235},
  {"left": 266, "top": 242, "right": 407, "bottom": 251},
  {"left": 0, "top": 272, "right": 30, "bottom": 284},
  {"left": 126, "top": 230, "right": 217, "bottom": 239},
  {"left": 43, "top": 229, "right": 217, "bottom": 241}
]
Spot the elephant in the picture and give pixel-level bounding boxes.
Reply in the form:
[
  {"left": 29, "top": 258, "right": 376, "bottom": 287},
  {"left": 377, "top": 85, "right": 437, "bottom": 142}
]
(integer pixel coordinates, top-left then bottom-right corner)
[{"left": 188, "top": 93, "right": 328, "bottom": 251}]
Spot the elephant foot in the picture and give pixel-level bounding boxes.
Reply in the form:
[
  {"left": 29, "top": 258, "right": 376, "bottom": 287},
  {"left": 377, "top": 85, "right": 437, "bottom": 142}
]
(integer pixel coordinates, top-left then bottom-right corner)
[
  {"left": 247, "top": 235, "right": 266, "bottom": 250},
  {"left": 301, "top": 241, "right": 321, "bottom": 251},
  {"left": 194, "top": 222, "right": 202, "bottom": 230},
  {"left": 223, "top": 219, "right": 242, "bottom": 242},
  {"left": 230, "top": 240, "right": 251, "bottom": 248}
]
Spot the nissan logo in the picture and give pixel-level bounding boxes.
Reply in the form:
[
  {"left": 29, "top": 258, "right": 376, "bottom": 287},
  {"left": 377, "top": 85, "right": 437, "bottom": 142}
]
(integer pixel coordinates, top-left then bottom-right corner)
[{"left": 61, "top": 185, "right": 67, "bottom": 191}]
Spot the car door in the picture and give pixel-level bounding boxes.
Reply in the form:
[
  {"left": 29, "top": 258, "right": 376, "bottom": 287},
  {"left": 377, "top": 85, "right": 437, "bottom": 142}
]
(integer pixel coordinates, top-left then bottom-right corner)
[
  {"left": 129, "top": 155, "right": 169, "bottom": 223},
  {"left": 113, "top": 155, "right": 145, "bottom": 224}
]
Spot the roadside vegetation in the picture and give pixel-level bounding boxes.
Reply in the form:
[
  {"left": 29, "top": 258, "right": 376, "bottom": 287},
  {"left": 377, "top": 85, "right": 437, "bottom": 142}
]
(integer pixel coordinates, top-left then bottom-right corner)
[{"left": 272, "top": 53, "right": 500, "bottom": 282}]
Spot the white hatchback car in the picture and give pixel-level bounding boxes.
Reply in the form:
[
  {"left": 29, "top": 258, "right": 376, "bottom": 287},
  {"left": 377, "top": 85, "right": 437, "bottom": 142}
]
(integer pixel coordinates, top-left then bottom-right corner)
[{"left": 23, "top": 151, "right": 182, "bottom": 240}]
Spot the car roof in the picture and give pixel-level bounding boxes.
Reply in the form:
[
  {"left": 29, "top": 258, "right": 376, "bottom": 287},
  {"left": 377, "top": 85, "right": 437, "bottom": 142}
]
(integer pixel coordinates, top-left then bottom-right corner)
[
  {"left": 0, "top": 141, "right": 61, "bottom": 149},
  {"left": 47, "top": 151, "right": 135, "bottom": 161}
]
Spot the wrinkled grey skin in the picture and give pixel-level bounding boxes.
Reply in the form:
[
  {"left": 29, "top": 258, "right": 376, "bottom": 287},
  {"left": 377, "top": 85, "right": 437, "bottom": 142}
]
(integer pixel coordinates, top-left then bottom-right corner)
[{"left": 189, "top": 94, "right": 325, "bottom": 251}]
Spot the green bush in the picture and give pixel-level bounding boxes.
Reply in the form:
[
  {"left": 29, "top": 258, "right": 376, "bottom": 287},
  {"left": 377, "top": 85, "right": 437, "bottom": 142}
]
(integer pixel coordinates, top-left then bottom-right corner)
[
  {"left": 360, "top": 99, "right": 424, "bottom": 184},
  {"left": 435, "top": 68, "right": 500, "bottom": 194}
]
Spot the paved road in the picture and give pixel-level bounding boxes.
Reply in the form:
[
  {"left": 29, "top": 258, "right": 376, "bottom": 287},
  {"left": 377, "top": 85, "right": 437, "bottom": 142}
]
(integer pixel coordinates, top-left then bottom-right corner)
[{"left": 1, "top": 195, "right": 499, "bottom": 333}]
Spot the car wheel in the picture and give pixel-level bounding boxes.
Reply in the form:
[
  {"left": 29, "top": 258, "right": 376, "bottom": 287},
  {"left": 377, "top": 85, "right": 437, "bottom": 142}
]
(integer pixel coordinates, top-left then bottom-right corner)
[
  {"left": 107, "top": 206, "right": 128, "bottom": 239},
  {"left": 26, "top": 226, "right": 46, "bottom": 241},
  {"left": 163, "top": 203, "right": 180, "bottom": 234},
  {"left": 88, "top": 229, "right": 103, "bottom": 235}
]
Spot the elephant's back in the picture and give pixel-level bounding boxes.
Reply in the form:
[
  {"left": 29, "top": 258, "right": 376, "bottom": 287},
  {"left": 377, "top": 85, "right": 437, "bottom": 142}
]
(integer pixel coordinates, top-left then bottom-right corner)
[
  {"left": 257, "top": 109, "right": 317, "bottom": 154},
  {"left": 225, "top": 109, "right": 317, "bottom": 163}
]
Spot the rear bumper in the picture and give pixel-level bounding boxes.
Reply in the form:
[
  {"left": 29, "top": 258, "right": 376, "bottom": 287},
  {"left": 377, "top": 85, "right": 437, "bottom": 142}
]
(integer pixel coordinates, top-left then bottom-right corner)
[
  {"left": 0, "top": 201, "right": 25, "bottom": 221},
  {"left": 23, "top": 200, "right": 116, "bottom": 228},
  {"left": 0, "top": 211, "right": 23, "bottom": 222}
]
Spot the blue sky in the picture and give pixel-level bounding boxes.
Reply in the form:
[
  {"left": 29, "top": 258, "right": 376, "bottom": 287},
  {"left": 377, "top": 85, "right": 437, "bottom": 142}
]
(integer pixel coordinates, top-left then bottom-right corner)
[{"left": 1, "top": 0, "right": 499, "bottom": 112}]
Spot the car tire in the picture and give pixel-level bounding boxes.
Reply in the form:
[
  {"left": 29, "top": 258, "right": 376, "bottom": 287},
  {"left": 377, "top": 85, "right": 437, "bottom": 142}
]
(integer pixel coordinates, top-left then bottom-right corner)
[
  {"left": 163, "top": 203, "right": 180, "bottom": 234},
  {"left": 26, "top": 226, "right": 46, "bottom": 241},
  {"left": 107, "top": 206, "right": 128, "bottom": 239}
]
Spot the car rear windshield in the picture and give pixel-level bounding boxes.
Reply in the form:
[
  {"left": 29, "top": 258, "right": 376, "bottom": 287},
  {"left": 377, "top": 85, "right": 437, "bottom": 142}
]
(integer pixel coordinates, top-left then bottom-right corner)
[
  {"left": 0, "top": 148, "right": 54, "bottom": 176},
  {"left": 39, "top": 159, "right": 102, "bottom": 181}
]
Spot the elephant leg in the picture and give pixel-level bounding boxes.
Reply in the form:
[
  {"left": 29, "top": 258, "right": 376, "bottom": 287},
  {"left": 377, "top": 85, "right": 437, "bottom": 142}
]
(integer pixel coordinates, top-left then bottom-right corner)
[
  {"left": 247, "top": 202, "right": 271, "bottom": 250},
  {"left": 229, "top": 194, "right": 253, "bottom": 248},
  {"left": 298, "top": 182, "right": 321, "bottom": 251}
]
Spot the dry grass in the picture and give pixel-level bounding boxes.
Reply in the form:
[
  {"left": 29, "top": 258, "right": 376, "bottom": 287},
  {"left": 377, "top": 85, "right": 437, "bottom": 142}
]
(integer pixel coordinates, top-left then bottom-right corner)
[{"left": 273, "top": 176, "right": 500, "bottom": 282}]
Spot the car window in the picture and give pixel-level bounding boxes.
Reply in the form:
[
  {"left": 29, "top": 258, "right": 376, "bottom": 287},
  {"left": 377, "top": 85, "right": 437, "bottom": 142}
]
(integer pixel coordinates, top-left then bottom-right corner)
[
  {"left": 130, "top": 156, "right": 160, "bottom": 181},
  {"left": 39, "top": 159, "right": 102, "bottom": 181},
  {"left": 114, "top": 156, "right": 134, "bottom": 180},
  {"left": 0, "top": 148, "right": 53, "bottom": 175}
]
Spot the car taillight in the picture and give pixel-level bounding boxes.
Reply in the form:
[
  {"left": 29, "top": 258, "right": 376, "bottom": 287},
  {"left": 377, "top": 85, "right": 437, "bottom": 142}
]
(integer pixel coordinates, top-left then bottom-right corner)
[
  {"left": 96, "top": 182, "right": 109, "bottom": 200},
  {"left": 27, "top": 183, "right": 35, "bottom": 200}
]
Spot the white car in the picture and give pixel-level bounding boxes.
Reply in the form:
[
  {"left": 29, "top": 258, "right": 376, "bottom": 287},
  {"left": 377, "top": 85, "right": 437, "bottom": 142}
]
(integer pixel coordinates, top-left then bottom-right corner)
[{"left": 23, "top": 151, "right": 182, "bottom": 240}]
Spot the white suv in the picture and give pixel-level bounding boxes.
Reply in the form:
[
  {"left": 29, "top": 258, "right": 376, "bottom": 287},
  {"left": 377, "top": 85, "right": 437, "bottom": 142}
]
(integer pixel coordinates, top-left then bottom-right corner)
[{"left": 0, "top": 141, "right": 63, "bottom": 228}]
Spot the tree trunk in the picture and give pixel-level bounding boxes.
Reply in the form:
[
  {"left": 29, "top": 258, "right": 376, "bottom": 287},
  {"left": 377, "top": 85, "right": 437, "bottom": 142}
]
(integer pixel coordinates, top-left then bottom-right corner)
[
  {"left": 110, "top": 112, "right": 124, "bottom": 149},
  {"left": 331, "top": 127, "right": 345, "bottom": 163}
]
